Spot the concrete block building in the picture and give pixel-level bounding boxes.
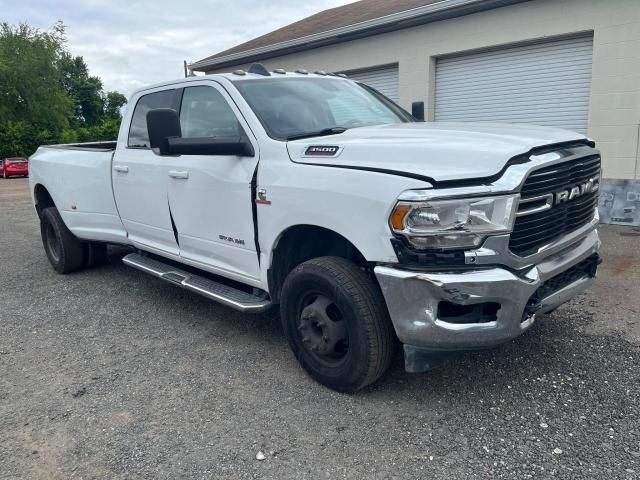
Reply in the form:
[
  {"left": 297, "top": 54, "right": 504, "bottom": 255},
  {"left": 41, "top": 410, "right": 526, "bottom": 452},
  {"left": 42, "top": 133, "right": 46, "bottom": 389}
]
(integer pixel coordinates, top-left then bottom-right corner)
[{"left": 191, "top": 0, "right": 640, "bottom": 181}]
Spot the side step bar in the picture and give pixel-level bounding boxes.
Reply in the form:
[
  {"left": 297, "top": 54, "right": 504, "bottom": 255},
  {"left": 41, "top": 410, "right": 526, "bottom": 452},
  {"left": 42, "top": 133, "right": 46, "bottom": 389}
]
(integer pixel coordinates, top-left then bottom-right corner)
[{"left": 122, "top": 253, "right": 271, "bottom": 313}]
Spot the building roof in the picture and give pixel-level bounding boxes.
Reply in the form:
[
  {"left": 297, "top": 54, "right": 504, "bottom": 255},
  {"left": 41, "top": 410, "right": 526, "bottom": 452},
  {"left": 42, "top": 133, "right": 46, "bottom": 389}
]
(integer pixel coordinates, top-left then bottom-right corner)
[
  {"left": 190, "top": 0, "right": 528, "bottom": 71},
  {"left": 210, "top": 0, "right": 440, "bottom": 59}
]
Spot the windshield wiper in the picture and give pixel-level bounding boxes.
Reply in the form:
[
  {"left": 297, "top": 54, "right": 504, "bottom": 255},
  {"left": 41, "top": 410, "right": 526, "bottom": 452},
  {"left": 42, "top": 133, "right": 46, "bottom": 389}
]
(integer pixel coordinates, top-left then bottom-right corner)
[{"left": 286, "top": 127, "right": 348, "bottom": 141}]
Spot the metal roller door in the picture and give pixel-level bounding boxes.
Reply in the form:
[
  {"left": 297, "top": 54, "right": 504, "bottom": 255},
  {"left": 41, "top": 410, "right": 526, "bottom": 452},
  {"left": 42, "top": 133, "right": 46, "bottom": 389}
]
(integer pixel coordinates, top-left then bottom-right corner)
[
  {"left": 434, "top": 36, "right": 594, "bottom": 133},
  {"left": 347, "top": 65, "right": 400, "bottom": 102}
]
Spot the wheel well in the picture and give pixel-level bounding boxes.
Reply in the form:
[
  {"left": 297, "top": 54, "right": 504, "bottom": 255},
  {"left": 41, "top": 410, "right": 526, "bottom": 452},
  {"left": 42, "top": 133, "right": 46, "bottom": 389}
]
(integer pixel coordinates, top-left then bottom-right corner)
[
  {"left": 34, "top": 184, "right": 55, "bottom": 218},
  {"left": 268, "top": 225, "right": 367, "bottom": 303}
]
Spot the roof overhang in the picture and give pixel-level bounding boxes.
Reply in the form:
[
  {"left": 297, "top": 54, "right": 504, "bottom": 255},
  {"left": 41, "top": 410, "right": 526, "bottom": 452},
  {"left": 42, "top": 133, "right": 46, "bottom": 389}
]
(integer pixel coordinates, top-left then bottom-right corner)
[{"left": 190, "top": 0, "right": 530, "bottom": 72}]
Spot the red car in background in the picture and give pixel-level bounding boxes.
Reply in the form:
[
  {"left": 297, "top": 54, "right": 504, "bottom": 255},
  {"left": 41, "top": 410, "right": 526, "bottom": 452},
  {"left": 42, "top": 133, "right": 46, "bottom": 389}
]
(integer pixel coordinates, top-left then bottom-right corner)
[{"left": 0, "top": 157, "right": 29, "bottom": 178}]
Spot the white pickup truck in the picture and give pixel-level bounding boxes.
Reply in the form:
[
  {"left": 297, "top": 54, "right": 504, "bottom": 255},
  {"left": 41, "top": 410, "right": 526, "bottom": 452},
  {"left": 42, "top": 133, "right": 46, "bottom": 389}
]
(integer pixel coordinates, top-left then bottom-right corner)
[{"left": 29, "top": 65, "right": 602, "bottom": 391}]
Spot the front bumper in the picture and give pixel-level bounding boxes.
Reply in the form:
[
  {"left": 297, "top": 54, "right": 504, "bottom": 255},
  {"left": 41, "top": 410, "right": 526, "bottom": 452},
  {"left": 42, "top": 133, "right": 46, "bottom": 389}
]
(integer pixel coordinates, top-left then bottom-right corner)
[{"left": 375, "top": 229, "right": 601, "bottom": 354}]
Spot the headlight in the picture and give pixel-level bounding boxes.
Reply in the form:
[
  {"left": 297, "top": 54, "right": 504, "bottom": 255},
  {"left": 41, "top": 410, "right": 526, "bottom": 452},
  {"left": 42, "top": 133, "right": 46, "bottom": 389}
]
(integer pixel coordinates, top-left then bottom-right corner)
[{"left": 390, "top": 194, "right": 519, "bottom": 250}]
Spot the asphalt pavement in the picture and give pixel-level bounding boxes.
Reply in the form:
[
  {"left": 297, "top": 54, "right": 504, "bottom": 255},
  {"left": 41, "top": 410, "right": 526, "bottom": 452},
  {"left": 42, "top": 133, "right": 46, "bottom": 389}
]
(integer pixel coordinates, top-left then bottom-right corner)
[{"left": 1, "top": 177, "right": 639, "bottom": 479}]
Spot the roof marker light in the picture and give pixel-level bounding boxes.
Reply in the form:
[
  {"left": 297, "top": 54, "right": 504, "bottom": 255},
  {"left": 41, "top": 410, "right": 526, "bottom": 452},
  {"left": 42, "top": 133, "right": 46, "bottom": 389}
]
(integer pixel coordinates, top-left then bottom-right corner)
[{"left": 248, "top": 63, "right": 271, "bottom": 76}]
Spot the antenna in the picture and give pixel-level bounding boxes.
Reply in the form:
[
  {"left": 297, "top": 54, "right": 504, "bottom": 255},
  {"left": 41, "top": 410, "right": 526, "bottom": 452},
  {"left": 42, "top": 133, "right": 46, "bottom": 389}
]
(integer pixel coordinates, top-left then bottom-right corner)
[{"left": 248, "top": 63, "right": 271, "bottom": 76}]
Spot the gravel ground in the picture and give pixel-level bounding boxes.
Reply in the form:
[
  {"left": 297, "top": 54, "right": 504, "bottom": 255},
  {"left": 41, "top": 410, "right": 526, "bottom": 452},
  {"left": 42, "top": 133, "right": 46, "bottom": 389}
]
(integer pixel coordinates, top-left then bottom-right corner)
[{"left": 0, "top": 177, "right": 639, "bottom": 479}]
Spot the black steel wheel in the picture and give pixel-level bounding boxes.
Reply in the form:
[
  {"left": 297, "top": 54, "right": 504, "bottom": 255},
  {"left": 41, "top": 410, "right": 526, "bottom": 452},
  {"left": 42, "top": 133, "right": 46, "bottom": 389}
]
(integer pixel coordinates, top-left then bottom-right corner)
[
  {"left": 280, "top": 256, "right": 394, "bottom": 392},
  {"left": 298, "top": 293, "right": 350, "bottom": 366}
]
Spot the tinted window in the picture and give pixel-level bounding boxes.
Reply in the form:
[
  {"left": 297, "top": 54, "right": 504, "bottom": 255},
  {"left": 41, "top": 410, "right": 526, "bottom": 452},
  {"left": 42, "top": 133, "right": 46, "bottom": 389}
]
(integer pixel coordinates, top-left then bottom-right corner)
[
  {"left": 128, "top": 89, "right": 176, "bottom": 147},
  {"left": 179, "top": 86, "right": 241, "bottom": 138}
]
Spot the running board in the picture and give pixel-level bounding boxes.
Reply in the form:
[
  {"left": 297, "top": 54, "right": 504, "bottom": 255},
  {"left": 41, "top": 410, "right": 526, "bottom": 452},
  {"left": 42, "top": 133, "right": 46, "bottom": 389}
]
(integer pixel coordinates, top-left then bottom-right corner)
[{"left": 122, "top": 253, "right": 271, "bottom": 312}]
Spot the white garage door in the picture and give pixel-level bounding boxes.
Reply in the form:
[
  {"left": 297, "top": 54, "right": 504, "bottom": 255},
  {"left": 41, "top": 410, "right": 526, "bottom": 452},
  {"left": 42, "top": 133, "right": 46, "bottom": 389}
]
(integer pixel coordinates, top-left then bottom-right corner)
[
  {"left": 348, "top": 65, "right": 399, "bottom": 103},
  {"left": 434, "top": 36, "right": 594, "bottom": 133}
]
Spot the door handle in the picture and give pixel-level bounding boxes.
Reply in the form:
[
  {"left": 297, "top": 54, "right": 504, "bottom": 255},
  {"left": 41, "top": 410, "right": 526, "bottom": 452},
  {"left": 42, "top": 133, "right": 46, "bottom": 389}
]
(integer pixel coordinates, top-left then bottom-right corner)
[
  {"left": 113, "top": 165, "right": 129, "bottom": 173},
  {"left": 168, "top": 170, "right": 189, "bottom": 179}
]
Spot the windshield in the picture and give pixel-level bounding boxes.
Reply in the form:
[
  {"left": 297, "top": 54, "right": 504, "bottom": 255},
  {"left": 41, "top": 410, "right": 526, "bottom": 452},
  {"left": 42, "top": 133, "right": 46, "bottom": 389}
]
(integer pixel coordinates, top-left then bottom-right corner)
[{"left": 234, "top": 77, "right": 413, "bottom": 140}]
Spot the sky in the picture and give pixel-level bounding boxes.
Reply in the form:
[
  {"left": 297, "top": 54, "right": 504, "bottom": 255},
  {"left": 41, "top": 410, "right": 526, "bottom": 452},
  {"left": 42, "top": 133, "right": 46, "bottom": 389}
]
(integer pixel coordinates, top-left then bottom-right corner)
[{"left": 3, "top": 0, "right": 356, "bottom": 97}]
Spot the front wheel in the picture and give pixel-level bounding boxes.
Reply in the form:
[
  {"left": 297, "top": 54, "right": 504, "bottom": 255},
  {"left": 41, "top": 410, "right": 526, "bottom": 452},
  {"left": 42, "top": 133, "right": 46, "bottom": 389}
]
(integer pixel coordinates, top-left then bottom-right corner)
[{"left": 280, "top": 256, "right": 395, "bottom": 392}]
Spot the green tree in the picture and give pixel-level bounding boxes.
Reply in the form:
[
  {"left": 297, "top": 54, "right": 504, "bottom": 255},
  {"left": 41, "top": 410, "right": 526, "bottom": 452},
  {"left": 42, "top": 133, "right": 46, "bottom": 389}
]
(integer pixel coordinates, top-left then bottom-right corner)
[
  {"left": 0, "top": 21, "right": 127, "bottom": 158},
  {"left": 0, "top": 21, "right": 72, "bottom": 134},
  {"left": 58, "top": 53, "right": 106, "bottom": 126},
  {"left": 104, "top": 91, "right": 127, "bottom": 121}
]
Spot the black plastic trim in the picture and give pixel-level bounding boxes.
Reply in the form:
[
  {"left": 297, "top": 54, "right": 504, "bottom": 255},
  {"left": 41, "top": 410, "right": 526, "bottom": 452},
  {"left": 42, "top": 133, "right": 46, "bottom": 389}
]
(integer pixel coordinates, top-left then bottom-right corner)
[
  {"left": 267, "top": 268, "right": 279, "bottom": 303},
  {"left": 174, "top": 87, "right": 185, "bottom": 111},
  {"left": 390, "top": 237, "right": 466, "bottom": 267}
]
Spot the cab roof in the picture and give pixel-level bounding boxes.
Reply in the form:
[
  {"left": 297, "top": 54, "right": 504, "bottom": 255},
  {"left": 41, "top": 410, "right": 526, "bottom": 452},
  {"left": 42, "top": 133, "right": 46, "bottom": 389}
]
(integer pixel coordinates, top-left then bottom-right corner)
[{"left": 131, "top": 66, "right": 351, "bottom": 98}]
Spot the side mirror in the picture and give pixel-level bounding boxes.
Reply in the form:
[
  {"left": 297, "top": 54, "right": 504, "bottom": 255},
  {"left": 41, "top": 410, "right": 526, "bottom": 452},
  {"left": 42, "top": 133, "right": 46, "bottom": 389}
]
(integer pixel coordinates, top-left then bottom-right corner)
[
  {"left": 147, "top": 108, "right": 181, "bottom": 155},
  {"left": 146, "top": 108, "right": 255, "bottom": 157},
  {"left": 411, "top": 101, "right": 425, "bottom": 122}
]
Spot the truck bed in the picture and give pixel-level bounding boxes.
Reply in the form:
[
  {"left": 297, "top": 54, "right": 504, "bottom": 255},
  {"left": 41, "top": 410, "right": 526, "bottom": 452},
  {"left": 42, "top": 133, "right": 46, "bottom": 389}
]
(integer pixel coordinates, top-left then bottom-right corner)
[{"left": 29, "top": 143, "right": 127, "bottom": 244}]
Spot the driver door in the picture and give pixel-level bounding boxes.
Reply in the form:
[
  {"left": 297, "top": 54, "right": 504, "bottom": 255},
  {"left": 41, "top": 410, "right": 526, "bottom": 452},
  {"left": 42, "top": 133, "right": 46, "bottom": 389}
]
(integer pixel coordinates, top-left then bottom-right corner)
[{"left": 166, "top": 83, "right": 261, "bottom": 282}]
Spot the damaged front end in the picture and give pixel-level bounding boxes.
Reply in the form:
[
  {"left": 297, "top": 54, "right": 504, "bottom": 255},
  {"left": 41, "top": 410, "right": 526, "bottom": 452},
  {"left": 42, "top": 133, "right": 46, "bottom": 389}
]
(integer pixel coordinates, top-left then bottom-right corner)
[{"left": 375, "top": 230, "right": 601, "bottom": 373}]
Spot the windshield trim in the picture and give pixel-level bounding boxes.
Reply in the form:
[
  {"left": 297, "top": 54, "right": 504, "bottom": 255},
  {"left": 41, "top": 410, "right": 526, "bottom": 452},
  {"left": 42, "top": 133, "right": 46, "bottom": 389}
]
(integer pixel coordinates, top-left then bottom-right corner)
[{"left": 234, "top": 77, "right": 415, "bottom": 142}]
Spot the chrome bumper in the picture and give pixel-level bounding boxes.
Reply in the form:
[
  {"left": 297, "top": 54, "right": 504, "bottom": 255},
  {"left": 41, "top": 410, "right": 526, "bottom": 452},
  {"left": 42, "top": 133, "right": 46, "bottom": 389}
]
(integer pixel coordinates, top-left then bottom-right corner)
[{"left": 375, "top": 229, "right": 601, "bottom": 352}]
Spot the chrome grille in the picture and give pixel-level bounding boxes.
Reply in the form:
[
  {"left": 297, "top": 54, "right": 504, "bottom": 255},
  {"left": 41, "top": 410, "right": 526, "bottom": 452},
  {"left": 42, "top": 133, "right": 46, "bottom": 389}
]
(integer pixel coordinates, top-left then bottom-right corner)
[{"left": 510, "top": 155, "right": 601, "bottom": 256}]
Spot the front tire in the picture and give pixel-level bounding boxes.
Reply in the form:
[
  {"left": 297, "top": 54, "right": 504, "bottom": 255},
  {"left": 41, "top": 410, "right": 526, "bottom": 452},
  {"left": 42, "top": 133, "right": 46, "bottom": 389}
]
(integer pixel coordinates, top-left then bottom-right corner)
[
  {"left": 40, "top": 207, "right": 85, "bottom": 274},
  {"left": 280, "top": 256, "right": 394, "bottom": 392}
]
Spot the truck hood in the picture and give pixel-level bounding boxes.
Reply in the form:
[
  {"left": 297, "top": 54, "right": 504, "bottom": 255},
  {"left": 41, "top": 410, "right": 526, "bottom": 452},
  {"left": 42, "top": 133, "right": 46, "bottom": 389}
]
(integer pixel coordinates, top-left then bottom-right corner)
[{"left": 286, "top": 122, "right": 587, "bottom": 184}]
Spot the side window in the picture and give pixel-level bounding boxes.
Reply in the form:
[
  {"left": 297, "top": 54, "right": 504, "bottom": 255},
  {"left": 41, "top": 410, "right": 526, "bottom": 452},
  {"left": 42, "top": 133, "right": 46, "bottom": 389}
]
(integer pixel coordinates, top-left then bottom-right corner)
[
  {"left": 179, "top": 86, "right": 242, "bottom": 138},
  {"left": 128, "top": 89, "right": 176, "bottom": 148}
]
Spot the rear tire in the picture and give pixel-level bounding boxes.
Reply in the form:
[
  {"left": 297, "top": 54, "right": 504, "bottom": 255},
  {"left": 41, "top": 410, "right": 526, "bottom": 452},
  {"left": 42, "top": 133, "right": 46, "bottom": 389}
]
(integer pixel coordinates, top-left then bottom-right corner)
[
  {"left": 280, "top": 256, "right": 394, "bottom": 392},
  {"left": 40, "top": 207, "right": 85, "bottom": 274}
]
